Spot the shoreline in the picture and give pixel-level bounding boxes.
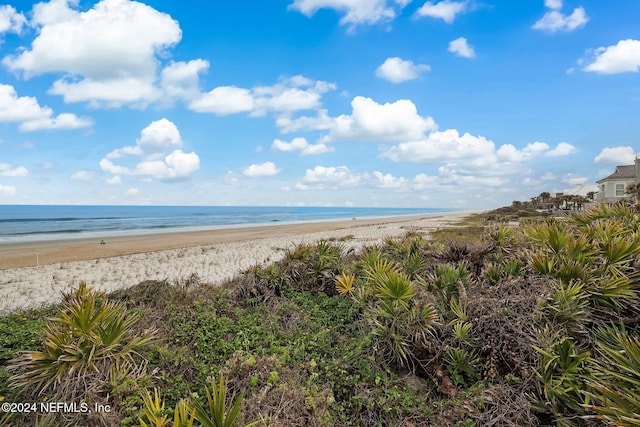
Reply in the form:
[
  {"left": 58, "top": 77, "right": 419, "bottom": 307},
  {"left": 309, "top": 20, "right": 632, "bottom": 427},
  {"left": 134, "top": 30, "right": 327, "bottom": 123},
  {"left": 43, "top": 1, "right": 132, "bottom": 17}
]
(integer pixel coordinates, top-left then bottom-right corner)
[
  {"left": 0, "top": 211, "right": 478, "bottom": 314},
  {"left": 0, "top": 212, "right": 470, "bottom": 270}
]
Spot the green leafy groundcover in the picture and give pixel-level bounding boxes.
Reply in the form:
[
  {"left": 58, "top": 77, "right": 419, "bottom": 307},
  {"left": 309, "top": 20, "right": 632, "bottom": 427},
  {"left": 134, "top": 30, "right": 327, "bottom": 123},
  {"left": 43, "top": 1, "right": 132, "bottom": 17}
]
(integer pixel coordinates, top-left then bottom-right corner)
[{"left": 1, "top": 203, "right": 640, "bottom": 427}]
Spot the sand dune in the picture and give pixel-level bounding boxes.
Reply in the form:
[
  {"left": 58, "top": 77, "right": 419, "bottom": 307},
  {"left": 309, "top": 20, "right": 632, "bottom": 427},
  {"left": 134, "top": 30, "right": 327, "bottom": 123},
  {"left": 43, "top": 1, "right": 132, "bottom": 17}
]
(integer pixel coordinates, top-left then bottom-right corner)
[{"left": 0, "top": 212, "right": 474, "bottom": 314}]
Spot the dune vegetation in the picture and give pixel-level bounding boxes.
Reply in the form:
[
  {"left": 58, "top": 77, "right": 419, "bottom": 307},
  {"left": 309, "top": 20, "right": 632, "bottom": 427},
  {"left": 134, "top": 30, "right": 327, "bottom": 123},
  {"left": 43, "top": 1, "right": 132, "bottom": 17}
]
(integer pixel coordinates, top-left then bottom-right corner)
[{"left": 1, "top": 203, "right": 640, "bottom": 426}]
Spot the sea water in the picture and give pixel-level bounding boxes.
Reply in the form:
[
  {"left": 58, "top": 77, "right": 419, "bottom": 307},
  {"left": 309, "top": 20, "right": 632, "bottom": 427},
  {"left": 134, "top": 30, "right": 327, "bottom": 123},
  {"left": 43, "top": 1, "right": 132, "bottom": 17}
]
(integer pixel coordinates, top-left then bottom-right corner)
[{"left": 0, "top": 205, "right": 450, "bottom": 244}]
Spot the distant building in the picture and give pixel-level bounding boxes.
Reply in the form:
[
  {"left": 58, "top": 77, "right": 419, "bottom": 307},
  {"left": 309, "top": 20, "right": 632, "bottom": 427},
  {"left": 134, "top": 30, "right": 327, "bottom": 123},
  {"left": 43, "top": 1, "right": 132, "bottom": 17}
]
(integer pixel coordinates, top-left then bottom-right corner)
[{"left": 596, "top": 155, "right": 640, "bottom": 203}]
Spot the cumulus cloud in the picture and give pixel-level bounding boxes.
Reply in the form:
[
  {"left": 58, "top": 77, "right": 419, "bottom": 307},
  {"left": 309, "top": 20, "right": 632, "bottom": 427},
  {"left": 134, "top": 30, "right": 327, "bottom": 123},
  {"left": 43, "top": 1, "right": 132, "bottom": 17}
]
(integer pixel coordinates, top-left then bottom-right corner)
[
  {"left": 0, "top": 4, "right": 26, "bottom": 34},
  {"left": 276, "top": 96, "right": 438, "bottom": 143},
  {"left": 382, "top": 129, "right": 496, "bottom": 164},
  {"left": 412, "top": 173, "right": 439, "bottom": 190},
  {"left": 0, "top": 163, "right": 28, "bottom": 177},
  {"left": 276, "top": 109, "right": 335, "bottom": 133},
  {"left": 562, "top": 173, "right": 588, "bottom": 187},
  {"left": 326, "top": 96, "right": 437, "bottom": 142},
  {"left": 372, "top": 171, "right": 407, "bottom": 188},
  {"left": 252, "top": 77, "right": 335, "bottom": 115},
  {"left": 295, "top": 166, "right": 362, "bottom": 190},
  {"left": 545, "top": 0, "right": 562, "bottom": 9},
  {"left": 594, "top": 146, "right": 636, "bottom": 165},
  {"left": 106, "top": 175, "right": 121, "bottom": 185},
  {"left": 2, "top": 0, "right": 197, "bottom": 107},
  {"left": 190, "top": 76, "right": 335, "bottom": 116},
  {"left": 583, "top": 39, "right": 640, "bottom": 74},
  {"left": 71, "top": 170, "right": 94, "bottom": 181},
  {"left": 0, "top": 184, "right": 16, "bottom": 195},
  {"left": 415, "top": 0, "right": 469, "bottom": 23},
  {"left": 0, "top": 84, "right": 93, "bottom": 131},
  {"left": 242, "top": 162, "right": 281, "bottom": 177},
  {"left": 545, "top": 142, "right": 577, "bottom": 157},
  {"left": 532, "top": 1, "right": 588, "bottom": 32},
  {"left": 271, "top": 137, "right": 334, "bottom": 155},
  {"left": 381, "top": 129, "right": 578, "bottom": 187},
  {"left": 160, "top": 59, "right": 210, "bottom": 102},
  {"left": 376, "top": 57, "right": 430, "bottom": 83},
  {"left": 100, "top": 118, "right": 200, "bottom": 181},
  {"left": 384, "top": 132, "right": 577, "bottom": 168},
  {"left": 288, "top": 0, "right": 408, "bottom": 28},
  {"left": 295, "top": 166, "right": 438, "bottom": 192},
  {"left": 189, "top": 86, "right": 254, "bottom": 115},
  {"left": 448, "top": 37, "right": 475, "bottom": 58}
]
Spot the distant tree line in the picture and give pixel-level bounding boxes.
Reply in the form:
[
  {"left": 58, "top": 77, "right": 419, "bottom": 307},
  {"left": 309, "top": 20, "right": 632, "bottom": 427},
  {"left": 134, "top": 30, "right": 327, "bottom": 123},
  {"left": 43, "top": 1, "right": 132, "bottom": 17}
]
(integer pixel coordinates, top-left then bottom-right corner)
[{"left": 510, "top": 191, "right": 594, "bottom": 212}]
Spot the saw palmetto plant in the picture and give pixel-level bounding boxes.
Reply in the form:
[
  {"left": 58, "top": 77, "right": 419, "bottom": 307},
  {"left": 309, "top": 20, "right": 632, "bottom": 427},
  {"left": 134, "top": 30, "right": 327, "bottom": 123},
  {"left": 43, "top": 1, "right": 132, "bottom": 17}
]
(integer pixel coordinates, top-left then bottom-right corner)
[{"left": 9, "top": 282, "right": 156, "bottom": 401}]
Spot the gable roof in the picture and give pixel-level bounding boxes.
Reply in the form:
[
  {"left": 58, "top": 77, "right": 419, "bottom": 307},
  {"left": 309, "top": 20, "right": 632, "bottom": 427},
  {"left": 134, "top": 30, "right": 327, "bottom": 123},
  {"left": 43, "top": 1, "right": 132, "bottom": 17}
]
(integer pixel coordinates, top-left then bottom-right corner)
[{"left": 596, "top": 165, "right": 636, "bottom": 183}]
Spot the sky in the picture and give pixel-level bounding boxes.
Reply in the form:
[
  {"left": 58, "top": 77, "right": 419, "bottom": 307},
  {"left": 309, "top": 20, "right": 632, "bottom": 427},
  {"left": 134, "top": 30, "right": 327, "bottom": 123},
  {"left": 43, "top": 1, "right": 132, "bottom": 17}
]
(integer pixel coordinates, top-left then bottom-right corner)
[{"left": 0, "top": 0, "right": 639, "bottom": 209}]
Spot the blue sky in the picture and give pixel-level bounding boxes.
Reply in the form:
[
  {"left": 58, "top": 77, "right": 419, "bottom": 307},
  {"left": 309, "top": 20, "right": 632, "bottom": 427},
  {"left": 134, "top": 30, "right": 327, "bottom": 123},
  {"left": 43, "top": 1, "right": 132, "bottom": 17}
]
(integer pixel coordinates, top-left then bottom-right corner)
[{"left": 0, "top": 0, "right": 638, "bottom": 209}]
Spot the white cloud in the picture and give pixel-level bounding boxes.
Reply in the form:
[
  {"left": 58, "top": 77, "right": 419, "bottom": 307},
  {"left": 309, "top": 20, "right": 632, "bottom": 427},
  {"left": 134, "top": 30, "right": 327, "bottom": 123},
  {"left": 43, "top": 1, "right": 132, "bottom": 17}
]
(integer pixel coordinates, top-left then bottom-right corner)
[
  {"left": 252, "top": 77, "right": 336, "bottom": 116},
  {"left": 242, "top": 162, "right": 281, "bottom": 177},
  {"left": 224, "top": 171, "right": 240, "bottom": 186},
  {"left": 106, "top": 175, "right": 121, "bottom": 185},
  {"left": 545, "top": 0, "right": 562, "bottom": 10},
  {"left": 497, "top": 141, "right": 549, "bottom": 162},
  {"left": 271, "top": 137, "right": 334, "bottom": 155},
  {"left": 376, "top": 57, "right": 430, "bottom": 83},
  {"left": 71, "top": 170, "right": 93, "bottom": 181},
  {"left": 562, "top": 173, "right": 588, "bottom": 186},
  {"left": 583, "top": 39, "right": 640, "bottom": 74},
  {"left": 3, "top": 0, "right": 185, "bottom": 107},
  {"left": 296, "top": 165, "right": 361, "bottom": 190},
  {"left": 190, "top": 76, "right": 335, "bottom": 116},
  {"left": 100, "top": 118, "right": 200, "bottom": 181},
  {"left": 415, "top": 0, "right": 469, "bottom": 23},
  {"left": 300, "top": 143, "right": 334, "bottom": 155},
  {"left": 0, "top": 184, "right": 16, "bottom": 195},
  {"left": 288, "top": 0, "right": 408, "bottom": 28},
  {"left": 276, "top": 96, "right": 437, "bottom": 144},
  {"left": 382, "top": 129, "right": 495, "bottom": 164},
  {"left": 276, "top": 109, "right": 335, "bottom": 133},
  {"left": 594, "top": 146, "right": 636, "bottom": 165},
  {"left": 295, "top": 166, "right": 422, "bottom": 191},
  {"left": 532, "top": 4, "right": 588, "bottom": 32},
  {"left": 189, "top": 86, "right": 254, "bottom": 115},
  {"left": 384, "top": 132, "right": 577, "bottom": 167},
  {"left": 545, "top": 142, "right": 577, "bottom": 157},
  {"left": 0, "top": 84, "right": 92, "bottom": 131},
  {"left": 0, "top": 163, "right": 29, "bottom": 177},
  {"left": 0, "top": 4, "right": 26, "bottom": 34},
  {"left": 372, "top": 171, "right": 407, "bottom": 188},
  {"left": 126, "top": 187, "right": 139, "bottom": 196},
  {"left": 382, "top": 130, "right": 579, "bottom": 188},
  {"left": 412, "top": 173, "right": 439, "bottom": 190},
  {"left": 272, "top": 137, "right": 308, "bottom": 152},
  {"left": 326, "top": 96, "right": 437, "bottom": 142},
  {"left": 448, "top": 37, "right": 475, "bottom": 58},
  {"left": 160, "top": 59, "right": 210, "bottom": 102}
]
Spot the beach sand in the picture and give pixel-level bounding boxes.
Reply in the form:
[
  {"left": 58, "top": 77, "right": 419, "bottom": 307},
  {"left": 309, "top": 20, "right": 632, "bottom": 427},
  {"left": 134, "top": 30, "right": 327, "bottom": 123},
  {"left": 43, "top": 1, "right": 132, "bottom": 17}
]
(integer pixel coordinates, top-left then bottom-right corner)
[{"left": 0, "top": 211, "right": 476, "bottom": 314}]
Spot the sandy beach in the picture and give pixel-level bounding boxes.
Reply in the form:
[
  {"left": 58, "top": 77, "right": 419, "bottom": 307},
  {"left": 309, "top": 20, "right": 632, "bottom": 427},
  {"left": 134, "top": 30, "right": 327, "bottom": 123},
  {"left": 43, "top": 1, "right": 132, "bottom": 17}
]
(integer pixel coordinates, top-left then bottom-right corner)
[{"left": 0, "top": 211, "right": 475, "bottom": 314}]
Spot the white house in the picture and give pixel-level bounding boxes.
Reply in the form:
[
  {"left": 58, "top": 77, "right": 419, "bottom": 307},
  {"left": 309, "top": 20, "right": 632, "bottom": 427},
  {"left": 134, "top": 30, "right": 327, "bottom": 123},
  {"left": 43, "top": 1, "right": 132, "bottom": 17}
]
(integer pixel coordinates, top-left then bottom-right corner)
[{"left": 596, "top": 155, "right": 640, "bottom": 203}]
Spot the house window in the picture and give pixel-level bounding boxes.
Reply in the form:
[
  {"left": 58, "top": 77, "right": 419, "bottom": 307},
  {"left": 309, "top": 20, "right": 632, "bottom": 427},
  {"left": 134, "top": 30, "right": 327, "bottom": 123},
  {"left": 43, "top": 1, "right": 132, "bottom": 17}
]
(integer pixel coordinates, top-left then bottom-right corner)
[{"left": 615, "top": 183, "right": 626, "bottom": 197}]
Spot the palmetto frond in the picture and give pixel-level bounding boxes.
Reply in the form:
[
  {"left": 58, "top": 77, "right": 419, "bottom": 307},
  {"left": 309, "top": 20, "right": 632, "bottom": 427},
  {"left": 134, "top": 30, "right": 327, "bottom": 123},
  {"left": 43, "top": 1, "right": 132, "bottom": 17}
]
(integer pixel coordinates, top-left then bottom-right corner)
[
  {"left": 191, "top": 374, "right": 261, "bottom": 427},
  {"left": 335, "top": 273, "right": 356, "bottom": 295},
  {"left": 9, "top": 282, "right": 156, "bottom": 397},
  {"left": 585, "top": 325, "right": 640, "bottom": 426}
]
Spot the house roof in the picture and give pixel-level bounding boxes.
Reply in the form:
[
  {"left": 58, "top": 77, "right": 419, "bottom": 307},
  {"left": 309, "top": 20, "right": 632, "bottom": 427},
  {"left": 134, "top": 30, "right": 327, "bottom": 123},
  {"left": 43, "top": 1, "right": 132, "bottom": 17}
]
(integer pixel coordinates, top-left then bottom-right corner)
[{"left": 596, "top": 165, "right": 636, "bottom": 183}]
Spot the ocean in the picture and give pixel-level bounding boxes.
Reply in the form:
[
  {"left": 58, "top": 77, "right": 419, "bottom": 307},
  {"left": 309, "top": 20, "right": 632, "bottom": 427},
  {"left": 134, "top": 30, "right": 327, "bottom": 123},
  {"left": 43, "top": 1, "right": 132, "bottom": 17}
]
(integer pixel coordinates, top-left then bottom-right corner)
[{"left": 0, "top": 205, "right": 450, "bottom": 244}]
